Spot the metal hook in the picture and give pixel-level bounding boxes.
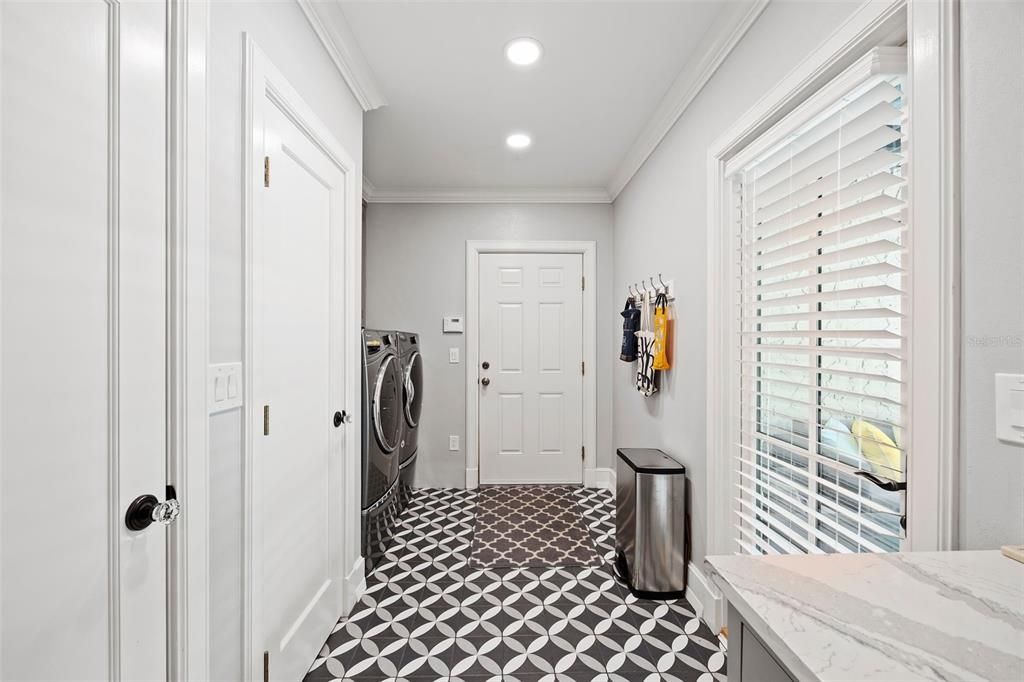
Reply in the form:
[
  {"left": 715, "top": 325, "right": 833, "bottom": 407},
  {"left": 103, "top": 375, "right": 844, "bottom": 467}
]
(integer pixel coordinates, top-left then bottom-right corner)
[
  {"left": 628, "top": 283, "right": 637, "bottom": 298},
  {"left": 658, "top": 273, "right": 666, "bottom": 290},
  {"left": 649, "top": 276, "right": 657, "bottom": 292}
]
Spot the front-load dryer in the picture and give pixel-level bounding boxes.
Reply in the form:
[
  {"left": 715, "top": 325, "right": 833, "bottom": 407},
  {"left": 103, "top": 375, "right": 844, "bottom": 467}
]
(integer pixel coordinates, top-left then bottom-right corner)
[
  {"left": 397, "top": 331, "right": 422, "bottom": 494},
  {"left": 361, "top": 329, "right": 403, "bottom": 569}
]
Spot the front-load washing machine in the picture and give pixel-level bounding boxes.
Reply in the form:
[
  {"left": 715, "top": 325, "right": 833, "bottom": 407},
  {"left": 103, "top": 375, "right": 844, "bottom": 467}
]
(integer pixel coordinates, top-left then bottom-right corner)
[
  {"left": 397, "top": 331, "right": 422, "bottom": 497},
  {"left": 361, "top": 329, "right": 403, "bottom": 570}
]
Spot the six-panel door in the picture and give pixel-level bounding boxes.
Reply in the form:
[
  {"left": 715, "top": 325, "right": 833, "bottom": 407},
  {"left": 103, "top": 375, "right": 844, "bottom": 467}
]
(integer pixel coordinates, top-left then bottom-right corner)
[{"left": 478, "top": 253, "right": 584, "bottom": 484}]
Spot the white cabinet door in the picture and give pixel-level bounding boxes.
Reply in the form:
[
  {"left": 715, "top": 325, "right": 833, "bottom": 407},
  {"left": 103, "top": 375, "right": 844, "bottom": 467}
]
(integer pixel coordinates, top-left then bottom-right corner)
[
  {"left": 1, "top": 2, "right": 169, "bottom": 679},
  {"left": 250, "top": 54, "right": 350, "bottom": 682},
  {"left": 478, "top": 253, "right": 583, "bottom": 484}
]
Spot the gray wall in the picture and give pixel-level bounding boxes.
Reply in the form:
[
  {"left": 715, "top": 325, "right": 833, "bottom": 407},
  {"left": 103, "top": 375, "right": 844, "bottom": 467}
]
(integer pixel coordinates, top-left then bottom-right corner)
[
  {"left": 612, "top": 0, "right": 1024, "bottom": 571},
  {"left": 958, "top": 0, "right": 1024, "bottom": 549},
  {"left": 611, "top": 0, "right": 863, "bottom": 573},
  {"left": 364, "top": 203, "right": 615, "bottom": 488},
  {"left": 207, "top": 3, "right": 364, "bottom": 679}
]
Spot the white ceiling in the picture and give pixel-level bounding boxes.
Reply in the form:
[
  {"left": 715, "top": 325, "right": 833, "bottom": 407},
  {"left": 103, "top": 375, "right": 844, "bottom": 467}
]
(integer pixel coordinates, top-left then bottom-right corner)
[{"left": 335, "top": 1, "right": 737, "bottom": 200}]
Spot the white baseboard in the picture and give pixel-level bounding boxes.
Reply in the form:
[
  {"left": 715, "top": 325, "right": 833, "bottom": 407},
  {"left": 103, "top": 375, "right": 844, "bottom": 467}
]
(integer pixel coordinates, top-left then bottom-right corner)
[
  {"left": 343, "top": 556, "right": 366, "bottom": 614},
  {"left": 584, "top": 467, "right": 616, "bottom": 491},
  {"left": 686, "top": 561, "right": 724, "bottom": 634},
  {"left": 465, "top": 467, "right": 479, "bottom": 489}
]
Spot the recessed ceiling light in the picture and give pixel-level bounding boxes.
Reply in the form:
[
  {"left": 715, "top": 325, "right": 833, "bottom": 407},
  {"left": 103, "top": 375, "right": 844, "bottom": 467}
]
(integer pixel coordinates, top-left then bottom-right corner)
[
  {"left": 505, "top": 37, "right": 542, "bottom": 66},
  {"left": 506, "top": 133, "right": 532, "bottom": 150}
]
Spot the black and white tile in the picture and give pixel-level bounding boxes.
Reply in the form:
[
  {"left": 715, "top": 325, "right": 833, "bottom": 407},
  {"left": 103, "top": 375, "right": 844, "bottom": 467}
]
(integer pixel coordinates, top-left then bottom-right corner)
[{"left": 305, "top": 487, "right": 727, "bottom": 681}]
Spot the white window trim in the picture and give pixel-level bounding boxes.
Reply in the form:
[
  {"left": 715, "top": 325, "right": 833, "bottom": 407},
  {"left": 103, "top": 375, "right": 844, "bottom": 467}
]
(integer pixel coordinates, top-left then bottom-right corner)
[
  {"left": 464, "top": 241, "right": 598, "bottom": 489},
  {"left": 706, "top": 0, "right": 959, "bottom": 577}
]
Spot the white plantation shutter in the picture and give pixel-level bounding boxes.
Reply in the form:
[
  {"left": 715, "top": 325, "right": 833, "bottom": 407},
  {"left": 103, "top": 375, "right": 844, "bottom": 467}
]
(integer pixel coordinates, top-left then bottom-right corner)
[{"left": 731, "top": 52, "right": 908, "bottom": 555}]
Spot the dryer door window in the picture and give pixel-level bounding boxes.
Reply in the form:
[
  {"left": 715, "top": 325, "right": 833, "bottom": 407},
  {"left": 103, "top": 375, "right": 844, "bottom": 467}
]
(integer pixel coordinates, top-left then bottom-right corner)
[
  {"left": 373, "top": 354, "right": 402, "bottom": 452},
  {"left": 404, "top": 351, "right": 423, "bottom": 428}
]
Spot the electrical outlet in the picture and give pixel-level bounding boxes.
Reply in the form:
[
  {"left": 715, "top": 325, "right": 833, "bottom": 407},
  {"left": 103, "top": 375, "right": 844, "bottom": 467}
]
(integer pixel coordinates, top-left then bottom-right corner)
[
  {"left": 449, "top": 435, "right": 460, "bottom": 451},
  {"left": 449, "top": 347, "right": 460, "bottom": 364}
]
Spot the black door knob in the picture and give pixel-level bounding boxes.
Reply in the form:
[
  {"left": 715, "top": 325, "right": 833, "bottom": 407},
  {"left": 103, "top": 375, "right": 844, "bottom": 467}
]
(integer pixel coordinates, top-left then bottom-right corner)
[
  {"left": 125, "top": 486, "right": 180, "bottom": 531},
  {"left": 333, "top": 410, "right": 352, "bottom": 427}
]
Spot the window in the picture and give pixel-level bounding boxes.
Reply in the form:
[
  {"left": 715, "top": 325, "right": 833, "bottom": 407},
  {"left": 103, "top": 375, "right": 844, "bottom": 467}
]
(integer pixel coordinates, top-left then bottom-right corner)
[{"left": 729, "top": 50, "right": 908, "bottom": 555}]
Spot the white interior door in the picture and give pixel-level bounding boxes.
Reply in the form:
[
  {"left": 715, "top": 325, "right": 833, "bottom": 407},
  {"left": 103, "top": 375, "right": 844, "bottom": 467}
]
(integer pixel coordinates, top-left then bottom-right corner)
[
  {"left": 1, "top": 2, "right": 169, "bottom": 680},
  {"left": 250, "top": 52, "right": 350, "bottom": 682},
  {"left": 478, "top": 253, "right": 584, "bottom": 484}
]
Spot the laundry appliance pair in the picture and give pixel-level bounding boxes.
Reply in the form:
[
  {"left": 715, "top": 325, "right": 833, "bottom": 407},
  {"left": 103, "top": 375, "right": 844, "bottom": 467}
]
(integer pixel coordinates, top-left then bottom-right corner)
[{"left": 360, "top": 329, "right": 422, "bottom": 571}]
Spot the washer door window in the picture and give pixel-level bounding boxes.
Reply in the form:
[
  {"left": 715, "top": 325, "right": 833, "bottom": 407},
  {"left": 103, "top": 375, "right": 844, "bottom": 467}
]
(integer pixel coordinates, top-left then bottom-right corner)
[
  {"left": 373, "top": 354, "right": 402, "bottom": 452},
  {"left": 404, "top": 351, "right": 423, "bottom": 428}
]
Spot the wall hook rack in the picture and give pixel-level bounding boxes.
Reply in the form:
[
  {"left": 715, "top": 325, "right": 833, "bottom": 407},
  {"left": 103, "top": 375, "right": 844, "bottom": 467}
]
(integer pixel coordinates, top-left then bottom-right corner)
[{"left": 628, "top": 274, "right": 675, "bottom": 301}]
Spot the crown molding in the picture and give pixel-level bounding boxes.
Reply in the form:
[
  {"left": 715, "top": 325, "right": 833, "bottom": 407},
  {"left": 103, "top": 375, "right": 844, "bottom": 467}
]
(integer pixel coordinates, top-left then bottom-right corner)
[
  {"left": 362, "top": 175, "right": 376, "bottom": 203},
  {"left": 363, "top": 185, "right": 612, "bottom": 205},
  {"left": 297, "top": 0, "right": 387, "bottom": 111},
  {"left": 606, "top": 0, "right": 770, "bottom": 200}
]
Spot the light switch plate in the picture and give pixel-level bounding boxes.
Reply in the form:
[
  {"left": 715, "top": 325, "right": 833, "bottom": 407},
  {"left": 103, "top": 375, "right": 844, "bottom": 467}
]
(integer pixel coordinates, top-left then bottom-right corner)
[
  {"left": 209, "top": 362, "right": 243, "bottom": 414},
  {"left": 449, "top": 347, "right": 460, "bottom": 364},
  {"left": 443, "top": 315, "right": 464, "bottom": 333},
  {"left": 995, "top": 373, "right": 1024, "bottom": 445},
  {"left": 449, "top": 435, "right": 460, "bottom": 451}
]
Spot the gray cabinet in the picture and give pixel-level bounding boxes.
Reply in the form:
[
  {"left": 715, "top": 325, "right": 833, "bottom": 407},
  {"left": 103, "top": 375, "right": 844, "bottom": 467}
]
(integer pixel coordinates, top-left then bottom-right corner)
[{"left": 727, "top": 604, "right": 796, "bottom": 682}]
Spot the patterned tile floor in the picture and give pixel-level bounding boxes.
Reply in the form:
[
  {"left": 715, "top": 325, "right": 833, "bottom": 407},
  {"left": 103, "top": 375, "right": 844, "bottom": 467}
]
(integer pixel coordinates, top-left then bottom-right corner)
[{"left": 305, "top": 487, "right": 727, "bottom": 681}]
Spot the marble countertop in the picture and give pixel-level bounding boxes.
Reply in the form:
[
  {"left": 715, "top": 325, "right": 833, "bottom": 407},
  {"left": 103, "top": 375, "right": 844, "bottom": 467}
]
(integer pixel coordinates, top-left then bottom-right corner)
[{"left": 705, "top": 550, "right": 1024, "bottom": 681}]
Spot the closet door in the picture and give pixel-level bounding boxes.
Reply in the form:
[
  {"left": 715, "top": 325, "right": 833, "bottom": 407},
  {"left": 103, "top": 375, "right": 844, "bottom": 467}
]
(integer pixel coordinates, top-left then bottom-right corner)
[
  {"left": 249, "top": 46, "right": 353, "bottom": 682},
  {"left": 1, "top": 2, "right": 170, "bottom": 679}
]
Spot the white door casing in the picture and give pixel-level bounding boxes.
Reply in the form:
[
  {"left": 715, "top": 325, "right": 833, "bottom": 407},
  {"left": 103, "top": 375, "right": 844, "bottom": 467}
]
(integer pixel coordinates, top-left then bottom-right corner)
[
  {"left": 1, "top": 1, "right": 169, "bottom": 679},
  {"left": 477, "top": 253, "right": 584, "bottom": 484},
  {"left": 244, "top": 40, "right": 362, "bottom": 682}
]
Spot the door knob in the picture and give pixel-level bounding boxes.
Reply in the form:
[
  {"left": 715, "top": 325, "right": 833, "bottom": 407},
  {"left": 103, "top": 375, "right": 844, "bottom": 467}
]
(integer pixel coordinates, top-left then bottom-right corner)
[
  {"left": 480, "top": 377, "right": 491, "bottom": 387},
  {"left": 334, "top": 410, "right": 352, "bottom": 427},
  {"left": 125, "top": 486, "right": 180, "bottom": 531},
  {"left": 482, "top": 361, "right": 490, "bottom": 370}
]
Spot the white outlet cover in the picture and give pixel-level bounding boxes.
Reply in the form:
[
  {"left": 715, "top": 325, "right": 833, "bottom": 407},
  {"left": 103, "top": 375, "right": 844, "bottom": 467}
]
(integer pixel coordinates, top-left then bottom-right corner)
[
  {"left": 995, "top": 373, "right": 1024, "bottom": 445},
  {"left": 449, "top": 347, "right": 460, "bottom": 364}
]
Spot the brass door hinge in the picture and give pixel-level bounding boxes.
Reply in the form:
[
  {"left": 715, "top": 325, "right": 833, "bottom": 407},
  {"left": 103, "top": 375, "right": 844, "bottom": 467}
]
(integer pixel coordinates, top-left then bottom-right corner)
[
  {"left": 263, "top": 405, "right": 270, "bottom": 435},
  {"left": 264, "top": 156, "right": 270, "bottom": 188},
  {"left": 263, "top": 651, "right": 269, "bottom": 682}
]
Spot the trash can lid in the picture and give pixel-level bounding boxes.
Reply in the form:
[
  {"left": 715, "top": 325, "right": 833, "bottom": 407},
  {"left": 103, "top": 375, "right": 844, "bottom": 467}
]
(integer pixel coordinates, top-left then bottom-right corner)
[{"left": 616, "top": 448, "right": 686, "bottom": 475}]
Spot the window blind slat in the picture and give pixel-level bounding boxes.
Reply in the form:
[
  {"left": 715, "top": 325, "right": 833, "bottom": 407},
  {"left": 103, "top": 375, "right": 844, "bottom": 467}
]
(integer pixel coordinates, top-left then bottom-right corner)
[
  {"left": 736, "top": 457, "right": 900, "bottom": 518},
  {"left": 753, "top": 239, "right": 903, "bottom": 281},
  {"left": 736, "top": 284, "right": 903, "bottom": 309},
  {"left": 752, "top": 124, "right": 902, "bottom": 202},
  {"left": 739, "top": 359, "right": 904, "bottom": 385},
  {"left": 753, "top": 150, "right": 903, "bottom": 220},
  {"left": 742, "top": 194, "right": 905, "bottom": 254},
  {"left": 742, "top": 307, "right": 902, "bottom": 324},
  {"left": 734, "top": 454, "right": 903, "bottom": 548},
  {"left": 754, "top": 172, "right": 905, "bottom": 237},
  {"left": 747, "top": 80, "right": 902, "bottom": 182},
  {"left": 735, "top": 466, "right": 901, "bottom": 543},
  {"left": 740, "top": 217, "right": 905, "bottom": 265}
]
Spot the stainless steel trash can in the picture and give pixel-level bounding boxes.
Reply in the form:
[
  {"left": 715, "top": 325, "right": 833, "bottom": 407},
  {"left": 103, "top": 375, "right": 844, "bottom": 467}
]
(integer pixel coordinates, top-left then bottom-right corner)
[{"left": 615, "top": 448, "right": 687, "bottom": 599}]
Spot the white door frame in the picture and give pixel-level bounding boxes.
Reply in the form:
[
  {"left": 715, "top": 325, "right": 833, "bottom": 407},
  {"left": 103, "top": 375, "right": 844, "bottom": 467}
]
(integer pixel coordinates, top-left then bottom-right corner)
[
  {"left": 167, "top": 0, "right": 210, "bottom": 679},
  {"left": 706, "top": 0, "right": 959, "bottom": 572},
  {"left": 465, "top": 240, "right": 598, "bottom": 488},
  {"left": 241, "top": 37, "right": 364, "bottom": 681}
]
